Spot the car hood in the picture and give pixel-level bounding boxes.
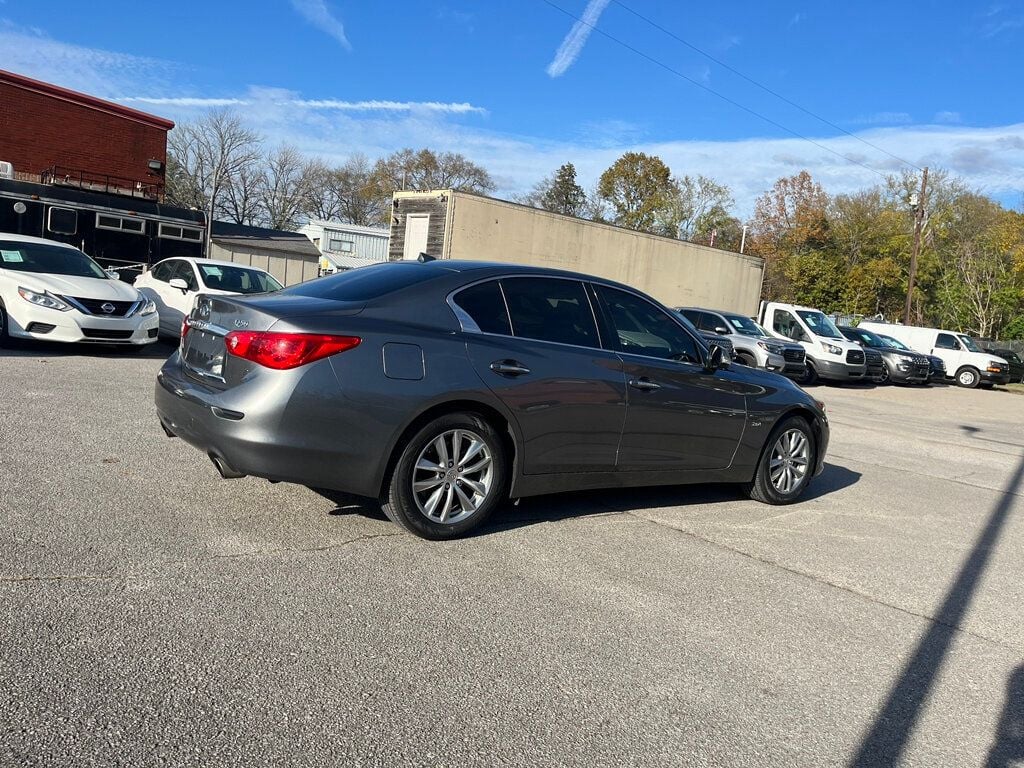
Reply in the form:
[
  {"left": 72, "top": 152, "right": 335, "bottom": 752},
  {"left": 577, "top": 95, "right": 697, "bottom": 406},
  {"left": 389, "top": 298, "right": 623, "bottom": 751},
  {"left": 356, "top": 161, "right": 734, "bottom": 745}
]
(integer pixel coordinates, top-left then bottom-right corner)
[
  {"left": 13, "top": 272, "right": 141, "bottom": 301},
  {"left": 875, "top": 347, "right": 929, "bottom": 363}
]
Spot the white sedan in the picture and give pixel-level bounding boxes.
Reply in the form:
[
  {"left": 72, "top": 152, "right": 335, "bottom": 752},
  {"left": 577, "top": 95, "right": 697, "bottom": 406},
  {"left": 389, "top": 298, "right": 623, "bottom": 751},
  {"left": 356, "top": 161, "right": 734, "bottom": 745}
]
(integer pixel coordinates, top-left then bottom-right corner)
[
  {"left": 0, "top": 233, "right": 158, "bottom": 347},
  {"left": 134, "top": 257, "right": 283, "bottom": 337}
]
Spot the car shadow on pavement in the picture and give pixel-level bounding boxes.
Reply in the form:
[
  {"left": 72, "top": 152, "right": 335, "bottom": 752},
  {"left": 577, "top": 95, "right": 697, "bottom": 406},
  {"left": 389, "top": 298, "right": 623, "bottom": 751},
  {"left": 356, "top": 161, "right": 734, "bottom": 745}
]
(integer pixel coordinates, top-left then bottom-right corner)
[
  {"left": 485, "top": 461, "right": 861, "bottom": 535},
  {"left": 0, "top": 338, "right": 178, "bottom": 360},
  {"left": 986, "top": 664, "right": 1024, "bottom": 768},
  {"left": 848, "top": 449, "right": 1024, "bottom": 767}
]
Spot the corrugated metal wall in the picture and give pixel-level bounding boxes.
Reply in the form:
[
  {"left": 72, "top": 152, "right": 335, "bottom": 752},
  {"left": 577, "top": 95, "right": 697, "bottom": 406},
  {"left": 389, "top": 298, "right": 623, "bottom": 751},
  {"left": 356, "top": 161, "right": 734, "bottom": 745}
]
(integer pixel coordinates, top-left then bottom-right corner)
[{"left": 208, "top": 243, "right": 319, "bottom": 286}]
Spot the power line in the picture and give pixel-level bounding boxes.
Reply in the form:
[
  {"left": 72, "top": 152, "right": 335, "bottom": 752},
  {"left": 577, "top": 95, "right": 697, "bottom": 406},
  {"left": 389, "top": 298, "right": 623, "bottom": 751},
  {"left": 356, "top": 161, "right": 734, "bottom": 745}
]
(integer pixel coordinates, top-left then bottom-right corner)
[
  {"left": 611, "top": 0, "right": 923, "bottom": 172},
  {"left": 538, "top": 0, "right": 895, "bottom": 181}
]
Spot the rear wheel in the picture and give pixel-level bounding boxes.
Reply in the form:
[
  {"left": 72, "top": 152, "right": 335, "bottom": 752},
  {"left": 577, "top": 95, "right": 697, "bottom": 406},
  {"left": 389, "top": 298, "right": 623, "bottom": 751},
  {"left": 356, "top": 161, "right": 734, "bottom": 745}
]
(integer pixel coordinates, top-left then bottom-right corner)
[
  {"left": 955, "top": 366, "right": 980, "bottom": 388},
  {"left": 382, "top": 413, "right": 507, "bottom": 539},
  {"left": 745, "top": 416, "right": 816, "bottom": 505}
]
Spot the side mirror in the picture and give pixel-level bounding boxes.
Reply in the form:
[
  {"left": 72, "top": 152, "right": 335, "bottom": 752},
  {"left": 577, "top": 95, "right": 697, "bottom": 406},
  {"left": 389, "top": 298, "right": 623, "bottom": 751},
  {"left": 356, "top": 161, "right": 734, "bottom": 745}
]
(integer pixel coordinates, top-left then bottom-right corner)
[
  {"left": 105, "top": 269, "right": 121, "bottom": 281},
  {"left": 714, "top": 326, "right": 730, "bottom": 335},
  {"left": 168, "top": 278, "right": 189, "bottom": 292},
  {"left": 704, "top": 344, "right": 724, "bottom": 372}
]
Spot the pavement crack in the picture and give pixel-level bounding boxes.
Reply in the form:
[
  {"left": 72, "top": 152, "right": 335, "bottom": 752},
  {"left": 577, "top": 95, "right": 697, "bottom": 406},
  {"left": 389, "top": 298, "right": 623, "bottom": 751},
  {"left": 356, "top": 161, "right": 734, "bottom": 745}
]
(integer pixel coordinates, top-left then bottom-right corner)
[{"left": 623, "top": 510, "right": 1024, "bottom": 655}]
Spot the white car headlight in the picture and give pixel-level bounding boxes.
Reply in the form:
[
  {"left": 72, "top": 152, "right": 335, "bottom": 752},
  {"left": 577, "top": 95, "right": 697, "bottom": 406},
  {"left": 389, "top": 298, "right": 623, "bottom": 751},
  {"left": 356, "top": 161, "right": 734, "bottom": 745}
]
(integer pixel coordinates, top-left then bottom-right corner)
[
  {"left": 821, "top": 342, "right": 843, "bottom": 356},
  {"left": 18, "top": 287, "right": 71, "bottom": 312},
  {"left": 139, "top": 299, "right": 157, "bottom": 316}
]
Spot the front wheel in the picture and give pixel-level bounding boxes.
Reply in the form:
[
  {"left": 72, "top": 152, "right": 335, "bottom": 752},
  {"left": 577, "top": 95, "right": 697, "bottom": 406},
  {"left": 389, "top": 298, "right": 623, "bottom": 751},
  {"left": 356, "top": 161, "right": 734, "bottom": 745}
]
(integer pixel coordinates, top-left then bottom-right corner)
[
  {"left": 745, "top": 416, "right": 816, "bottom": 505},
  {"left": 875, "top": 364, "right": 891, "bottom": 385},
  {"left": 955, "top": 366, "right": 980, "bottom": 388},
  {"left": 382, "top": 413, "right": 507, "bottom": 539},
  {"left": 797, "top": 362, "right": 818, "bottom": 387}
]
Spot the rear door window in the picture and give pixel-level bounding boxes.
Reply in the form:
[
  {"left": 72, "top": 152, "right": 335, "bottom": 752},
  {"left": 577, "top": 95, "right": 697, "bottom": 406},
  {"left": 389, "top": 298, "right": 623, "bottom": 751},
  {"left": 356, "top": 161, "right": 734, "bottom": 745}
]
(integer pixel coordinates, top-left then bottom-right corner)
[
  {"left": 451, "top": 280, "right": 512, "bottom": 335},
  {"left": 500, "top": 277, "right": 599, "bottom": 348},
  {"left": 170, "top": 260, "right": 198, "bottom": 291}
]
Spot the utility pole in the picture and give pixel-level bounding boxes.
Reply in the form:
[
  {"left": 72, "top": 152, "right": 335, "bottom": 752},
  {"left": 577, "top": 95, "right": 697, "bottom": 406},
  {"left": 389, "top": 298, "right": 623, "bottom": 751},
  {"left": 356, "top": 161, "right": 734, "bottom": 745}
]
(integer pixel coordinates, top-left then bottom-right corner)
[{"left": 903, "top": 166, "right": 928, "bottom": 326}]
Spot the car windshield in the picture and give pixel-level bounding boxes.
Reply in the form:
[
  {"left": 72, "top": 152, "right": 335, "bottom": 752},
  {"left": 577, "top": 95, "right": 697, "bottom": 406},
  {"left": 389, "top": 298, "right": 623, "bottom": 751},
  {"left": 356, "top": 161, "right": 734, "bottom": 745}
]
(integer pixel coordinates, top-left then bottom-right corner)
[
  {"left": 0, "top": 240, "right": 107, "bottom": 279},
  {"left": 843, "top": 327, "right": 885, "bottom": 347},
  {"left": 878, "top": 334, "right": 911, "bottom": 351},
  {"left": 723, "top": 313, "right": 769, "bottom": 337},
  {"left": 198, "top": 264, "right": 283, "bottom": 294},
  {"left": 796, "top": 310, "right": 843, "bottom": 339},
  {"left": 958, "top": 335, "right": 982, "bottom": 353}
]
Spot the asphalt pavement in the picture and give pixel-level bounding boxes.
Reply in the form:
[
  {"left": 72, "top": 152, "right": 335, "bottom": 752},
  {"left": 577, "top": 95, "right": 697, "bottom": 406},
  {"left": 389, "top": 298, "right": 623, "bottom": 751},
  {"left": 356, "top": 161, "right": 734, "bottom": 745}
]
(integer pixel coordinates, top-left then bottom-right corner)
[{"left": 1, "top": 340, "right": 1022, "bottom": 767}]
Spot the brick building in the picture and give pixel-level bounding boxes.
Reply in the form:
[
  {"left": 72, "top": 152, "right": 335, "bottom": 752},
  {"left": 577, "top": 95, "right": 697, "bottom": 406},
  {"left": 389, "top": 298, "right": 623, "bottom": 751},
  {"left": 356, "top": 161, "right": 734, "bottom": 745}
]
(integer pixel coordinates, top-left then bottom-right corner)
[{"left": 0, "top": 69, "right": 172, "bottom": 196}]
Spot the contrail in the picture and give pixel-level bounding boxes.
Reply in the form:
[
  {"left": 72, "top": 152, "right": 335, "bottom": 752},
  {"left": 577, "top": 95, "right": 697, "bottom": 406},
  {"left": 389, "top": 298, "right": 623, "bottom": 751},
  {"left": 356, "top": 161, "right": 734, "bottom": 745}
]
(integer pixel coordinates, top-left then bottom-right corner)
[{"left": 546, "top": 0, "right": 612, "bottom": 77}]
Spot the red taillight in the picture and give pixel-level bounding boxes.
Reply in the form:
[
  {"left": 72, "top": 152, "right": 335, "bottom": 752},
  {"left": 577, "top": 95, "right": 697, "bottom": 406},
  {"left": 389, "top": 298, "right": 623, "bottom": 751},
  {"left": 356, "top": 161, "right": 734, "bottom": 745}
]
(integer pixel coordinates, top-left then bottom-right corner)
[
  {"left": 224, "top": 331, "right": 361, "bottom": 369},
  {"left": 181, "top": 317, "right": 191, "bottom": 343}
]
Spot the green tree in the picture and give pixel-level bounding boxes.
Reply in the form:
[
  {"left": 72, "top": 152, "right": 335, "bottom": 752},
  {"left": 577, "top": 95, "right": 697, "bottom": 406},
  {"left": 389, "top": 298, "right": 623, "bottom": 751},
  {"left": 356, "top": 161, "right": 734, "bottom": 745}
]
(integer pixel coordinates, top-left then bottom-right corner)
[
  {"left": 533, "top": 162, "right": 588, "bottom": 217},
  {"left": 597, "top": 152, "right": 677, "bottom": 234}
]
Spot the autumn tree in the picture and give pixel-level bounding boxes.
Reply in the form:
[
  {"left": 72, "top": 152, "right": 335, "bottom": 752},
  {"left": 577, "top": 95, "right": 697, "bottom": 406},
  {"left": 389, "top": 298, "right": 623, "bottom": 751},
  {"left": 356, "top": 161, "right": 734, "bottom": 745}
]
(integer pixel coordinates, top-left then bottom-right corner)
[
  {"left": 597, "top": 152, "right": 677, "bottom": 234},
  {"left": 370, "top": 148, "right": 495, "bottom": 196},
  {"left": 665, "top": 174, "right": 735, "bottom": 243}
]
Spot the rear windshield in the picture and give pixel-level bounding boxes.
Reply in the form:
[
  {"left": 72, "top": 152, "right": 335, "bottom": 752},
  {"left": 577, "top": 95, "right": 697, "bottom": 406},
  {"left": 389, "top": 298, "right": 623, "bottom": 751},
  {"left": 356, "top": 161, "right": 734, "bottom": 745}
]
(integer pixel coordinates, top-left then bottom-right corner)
[
  {"left": 281, "top": 262, "right": 440, "bottom": 301},
  {"left": 0, "top": 240, "right": 107, "bottom": 279}
]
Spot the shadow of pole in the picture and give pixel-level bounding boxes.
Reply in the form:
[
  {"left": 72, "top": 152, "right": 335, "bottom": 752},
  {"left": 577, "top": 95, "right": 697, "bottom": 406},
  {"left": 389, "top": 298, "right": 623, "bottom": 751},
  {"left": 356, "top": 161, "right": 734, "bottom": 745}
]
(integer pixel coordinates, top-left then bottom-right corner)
[
  {"left": 986, "top": 665, "right": 1024, "bottom": 768},
  {"left": 850, "top": 450, "right": 1024, "bottom": 767}
]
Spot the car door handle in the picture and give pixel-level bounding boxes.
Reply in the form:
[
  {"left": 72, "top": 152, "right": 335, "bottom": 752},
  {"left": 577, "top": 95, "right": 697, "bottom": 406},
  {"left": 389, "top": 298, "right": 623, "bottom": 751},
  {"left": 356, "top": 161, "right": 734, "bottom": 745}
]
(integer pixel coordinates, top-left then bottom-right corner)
[
  {"left": 628, "top": 377, "right": 662, "bottom": 391},
  {"left": 490, "top": 360, "right": 531, "bottom": 377}
]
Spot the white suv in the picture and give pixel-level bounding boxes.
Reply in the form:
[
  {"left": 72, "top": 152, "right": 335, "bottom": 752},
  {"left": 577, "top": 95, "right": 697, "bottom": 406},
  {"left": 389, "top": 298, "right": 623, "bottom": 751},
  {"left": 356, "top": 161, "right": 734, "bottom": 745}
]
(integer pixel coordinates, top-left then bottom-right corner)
[{"left": 0, "top": 234, "right": 158, "bottom": 347}]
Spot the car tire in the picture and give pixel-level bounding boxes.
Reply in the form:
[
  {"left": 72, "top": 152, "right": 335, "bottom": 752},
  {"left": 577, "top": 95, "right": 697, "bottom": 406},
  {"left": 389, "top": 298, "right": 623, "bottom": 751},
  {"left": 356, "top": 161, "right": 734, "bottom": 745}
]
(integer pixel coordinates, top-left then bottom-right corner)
[
  {"left": 736, "top": 352, "right": 755, "bottom": 367},
  {"left": 955, "top": 366, "right": 980, "bottom": 388},
  {"left": 797, "top": 362, "right": 818, "bottom": 387},
  {"left": 382, "top": 412, "right": 507, "bottom": 540},
  {"left": 745, "top": 415, "right": 816, "bottom": 505},
  {"left": 875, "top": 364, "right": 891, "bottom": 385}
]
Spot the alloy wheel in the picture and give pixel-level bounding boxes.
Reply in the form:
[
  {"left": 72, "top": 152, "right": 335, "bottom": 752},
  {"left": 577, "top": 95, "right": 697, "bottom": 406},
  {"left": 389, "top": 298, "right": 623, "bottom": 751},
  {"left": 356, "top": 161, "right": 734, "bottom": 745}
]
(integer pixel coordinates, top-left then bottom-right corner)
[
  {"left": 411, "top": 429, "right": 494, "bottom": 524},
  {"left": 769, "top": 428, "right": 810, "bottom": 495}
]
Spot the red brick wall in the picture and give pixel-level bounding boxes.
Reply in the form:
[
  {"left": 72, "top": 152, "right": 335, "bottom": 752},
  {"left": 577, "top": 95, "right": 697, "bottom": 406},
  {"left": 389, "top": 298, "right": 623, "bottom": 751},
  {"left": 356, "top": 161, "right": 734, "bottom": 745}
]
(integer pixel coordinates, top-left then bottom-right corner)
[{"left": 0, "top": 80, "right": 168, "bottom": 183}]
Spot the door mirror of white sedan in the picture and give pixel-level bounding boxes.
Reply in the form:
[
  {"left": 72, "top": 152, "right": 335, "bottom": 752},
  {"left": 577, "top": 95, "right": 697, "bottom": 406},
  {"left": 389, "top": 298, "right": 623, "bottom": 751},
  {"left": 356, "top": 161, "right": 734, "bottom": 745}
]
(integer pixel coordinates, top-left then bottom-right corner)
[
  {"left": 168, "top": 278, "right": 189, "bottom": 292},
  {"left": 105, "top": 269, "right": 121, "bottom": 281}
]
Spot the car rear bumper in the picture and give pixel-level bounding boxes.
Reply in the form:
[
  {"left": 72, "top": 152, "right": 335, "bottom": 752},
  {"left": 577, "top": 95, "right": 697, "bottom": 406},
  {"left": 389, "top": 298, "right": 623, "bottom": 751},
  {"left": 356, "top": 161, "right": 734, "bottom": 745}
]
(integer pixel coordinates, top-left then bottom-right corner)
[
  {"left": 154, "top": 353, "right": 381, "bottom": 497},
  {"left": 7, "top": 303, "right": 158, "bottom": 345}
]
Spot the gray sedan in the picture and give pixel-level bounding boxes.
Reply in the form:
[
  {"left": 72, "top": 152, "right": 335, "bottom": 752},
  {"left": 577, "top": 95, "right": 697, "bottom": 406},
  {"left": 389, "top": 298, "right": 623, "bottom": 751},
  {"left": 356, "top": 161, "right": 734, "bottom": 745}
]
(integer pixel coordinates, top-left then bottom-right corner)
[{"left": 155, "top": 260, "right": 829, "bottom": 539}]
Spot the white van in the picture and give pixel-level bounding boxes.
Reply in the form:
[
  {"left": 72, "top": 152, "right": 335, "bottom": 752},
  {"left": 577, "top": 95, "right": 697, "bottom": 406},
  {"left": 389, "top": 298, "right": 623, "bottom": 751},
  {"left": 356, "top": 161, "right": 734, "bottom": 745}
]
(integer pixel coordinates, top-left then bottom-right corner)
[
  {"left": 858, "top": 322, "right": 1010, "bottom": 388},
  {"left": 757, "top": 302, "right": 867, "bottom": 385}
]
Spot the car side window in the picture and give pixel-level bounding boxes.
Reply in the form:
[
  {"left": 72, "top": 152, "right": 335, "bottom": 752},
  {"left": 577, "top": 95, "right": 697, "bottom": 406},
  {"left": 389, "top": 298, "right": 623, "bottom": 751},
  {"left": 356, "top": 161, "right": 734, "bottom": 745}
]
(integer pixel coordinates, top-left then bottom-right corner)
[
  {"left": 773, "top": 310, "right": 803, "bottom": 341},
  {"left": 595, "top": 286, "right": 701, "bottom": 364},
  {"left": 501, "top": 277, "right": 599, "bottom": 348},
  {"left": 171, "top": 261, "right": 198, "bottom": 291},
  {"left": 936, "top": 333, "right": 960, "bottom": 350},
  {"left": 680, "top": 309, "right": 703, "bottom": 328},
  {"left": 451, "top": 280, "right": 512, "bottom": 336},
  {"left": 151, "top": 261, "right": 174, "bottom": 282}
]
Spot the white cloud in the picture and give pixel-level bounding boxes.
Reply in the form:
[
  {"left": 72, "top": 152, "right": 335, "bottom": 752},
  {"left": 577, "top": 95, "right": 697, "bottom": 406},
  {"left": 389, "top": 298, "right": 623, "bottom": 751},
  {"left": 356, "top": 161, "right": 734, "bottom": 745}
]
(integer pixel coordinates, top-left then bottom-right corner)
[
  {"left": 850, "top": 112, "right": 913, "bottom": 125},
  {"left": 0, "top": 20, "right": 173, "bottom": 98},
  {"left": 119, "top": 95, "right": 487, "bottom": 115},
  {"left": 935, "top": 111, "right": 962, "bottom": 124},
  {"left": 546, "top": 0, "right": 612, "bottom": 78},
  {"left": 289, "top": 0, "right": 351, "bottom": 51}
]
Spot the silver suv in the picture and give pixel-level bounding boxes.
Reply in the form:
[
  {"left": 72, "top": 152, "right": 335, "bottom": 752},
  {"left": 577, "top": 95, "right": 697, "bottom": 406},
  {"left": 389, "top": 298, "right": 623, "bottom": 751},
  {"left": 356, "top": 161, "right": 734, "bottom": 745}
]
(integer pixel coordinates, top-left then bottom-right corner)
[{"left": 678, "top": 307, "right": 806, "bottom": 379}]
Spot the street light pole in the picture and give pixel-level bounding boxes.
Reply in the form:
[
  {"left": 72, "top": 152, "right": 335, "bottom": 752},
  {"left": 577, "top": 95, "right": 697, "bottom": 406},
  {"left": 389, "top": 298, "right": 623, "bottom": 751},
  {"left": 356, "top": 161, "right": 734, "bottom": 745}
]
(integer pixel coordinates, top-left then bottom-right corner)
[{"left": 903, "top": 166, "right": 928, "bottom": 326}]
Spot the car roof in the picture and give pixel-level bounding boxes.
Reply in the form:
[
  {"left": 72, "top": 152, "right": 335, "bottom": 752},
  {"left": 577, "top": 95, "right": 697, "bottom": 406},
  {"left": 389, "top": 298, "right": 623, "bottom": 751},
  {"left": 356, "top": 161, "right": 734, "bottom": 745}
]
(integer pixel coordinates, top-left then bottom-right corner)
[
  {"left": 156, "top": 256, "right": 273, "bottom": 272},
  {"left": 0, "top": 233, "right": 79, "bottom": 249}
]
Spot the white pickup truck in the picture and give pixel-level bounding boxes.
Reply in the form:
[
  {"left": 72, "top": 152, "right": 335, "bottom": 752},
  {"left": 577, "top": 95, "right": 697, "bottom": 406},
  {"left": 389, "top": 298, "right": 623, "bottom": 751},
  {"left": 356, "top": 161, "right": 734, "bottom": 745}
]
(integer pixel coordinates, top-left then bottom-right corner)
[{"left": 758, "top": 301, "right": 867, "bottom": 385}]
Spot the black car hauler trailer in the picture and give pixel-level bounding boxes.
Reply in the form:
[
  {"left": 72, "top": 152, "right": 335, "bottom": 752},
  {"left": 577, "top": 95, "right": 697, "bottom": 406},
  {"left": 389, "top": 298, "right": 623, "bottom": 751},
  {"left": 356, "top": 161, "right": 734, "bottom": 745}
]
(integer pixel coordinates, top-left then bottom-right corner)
[{"left": 0, "top": 176, "right": 205, "bottom": 281}]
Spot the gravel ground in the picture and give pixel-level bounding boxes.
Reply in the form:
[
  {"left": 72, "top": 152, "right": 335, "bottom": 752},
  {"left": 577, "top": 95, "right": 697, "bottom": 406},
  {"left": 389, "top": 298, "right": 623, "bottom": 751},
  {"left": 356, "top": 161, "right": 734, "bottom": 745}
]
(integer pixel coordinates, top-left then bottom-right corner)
[{"left": 1, "top": 340, "right": 1022, "bottom": 767}]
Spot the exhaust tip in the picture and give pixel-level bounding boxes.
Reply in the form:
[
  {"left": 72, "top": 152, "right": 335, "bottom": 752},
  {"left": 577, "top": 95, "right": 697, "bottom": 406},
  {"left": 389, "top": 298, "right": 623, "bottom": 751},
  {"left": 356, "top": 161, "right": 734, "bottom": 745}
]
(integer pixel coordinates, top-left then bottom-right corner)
[{"left": 208, "top": 452, "right": 247, "bottom": 480}]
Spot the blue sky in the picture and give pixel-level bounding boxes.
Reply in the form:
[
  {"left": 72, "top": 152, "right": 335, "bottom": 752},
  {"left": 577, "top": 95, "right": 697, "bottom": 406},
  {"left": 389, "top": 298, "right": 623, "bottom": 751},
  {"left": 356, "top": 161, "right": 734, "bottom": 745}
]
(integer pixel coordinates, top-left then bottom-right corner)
[{"left": 2, "top": 1, "right": 1022, "bottom": 214}]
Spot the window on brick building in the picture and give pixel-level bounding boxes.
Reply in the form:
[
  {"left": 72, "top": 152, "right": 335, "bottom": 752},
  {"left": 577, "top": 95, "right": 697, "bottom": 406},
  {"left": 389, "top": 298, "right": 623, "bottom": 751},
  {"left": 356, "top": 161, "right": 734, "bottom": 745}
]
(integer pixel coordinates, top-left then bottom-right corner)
[
  {"left": 96, "top": 213, "right": 145, "bottom": 234},
  {"left": 158, "top": 223, "right": 203, "bottom": 242},
  {"left": 47, "top": 207, "right": 77, "bottom": 235}
]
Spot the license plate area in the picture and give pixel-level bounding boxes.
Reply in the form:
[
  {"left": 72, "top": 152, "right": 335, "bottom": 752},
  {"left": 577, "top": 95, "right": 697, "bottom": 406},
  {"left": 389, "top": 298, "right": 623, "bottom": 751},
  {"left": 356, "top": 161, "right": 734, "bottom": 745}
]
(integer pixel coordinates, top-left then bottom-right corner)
[{"left": 182, "top": 328, "right": 227, "bottom": 383}]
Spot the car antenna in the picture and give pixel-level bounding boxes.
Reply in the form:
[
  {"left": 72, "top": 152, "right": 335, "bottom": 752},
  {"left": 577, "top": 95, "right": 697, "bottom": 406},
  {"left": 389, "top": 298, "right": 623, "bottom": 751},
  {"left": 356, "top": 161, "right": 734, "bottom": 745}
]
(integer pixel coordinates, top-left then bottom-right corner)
[{"left": 417, "top": 252, "right": 436, "bottom": 263}]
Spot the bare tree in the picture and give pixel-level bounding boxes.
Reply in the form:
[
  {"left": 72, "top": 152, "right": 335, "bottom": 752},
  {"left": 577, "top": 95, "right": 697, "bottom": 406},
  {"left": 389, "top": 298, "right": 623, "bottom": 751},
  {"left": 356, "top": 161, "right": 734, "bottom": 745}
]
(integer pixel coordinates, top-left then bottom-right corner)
[
  {"left": 166, "top": 109, "right": 262, "bottom": 251},
  {"left": 370, "top": 148, "right": 494, "bottom": 197},
  {"left": 258, "top": 145, "right": 314, "bottom": 231},
  {"left": 218, "top": 163, "right": 263, "bottom": 226}
]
